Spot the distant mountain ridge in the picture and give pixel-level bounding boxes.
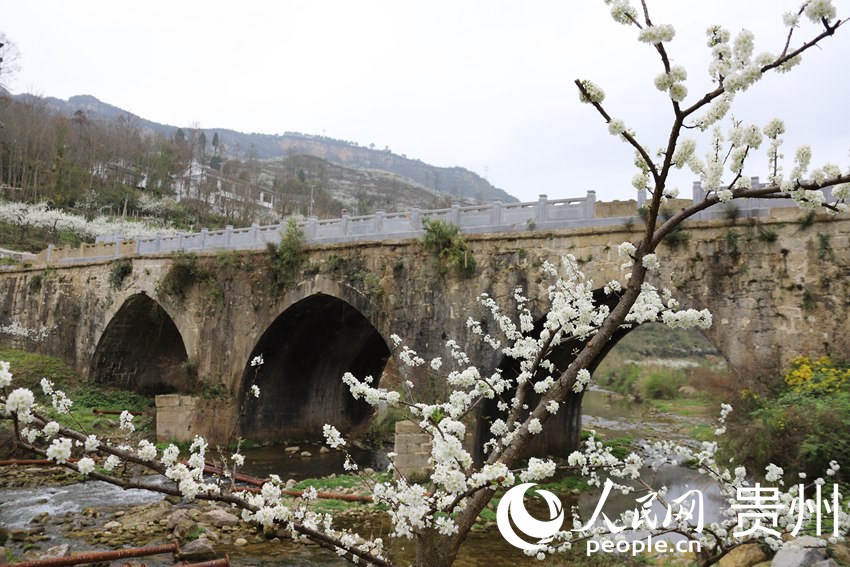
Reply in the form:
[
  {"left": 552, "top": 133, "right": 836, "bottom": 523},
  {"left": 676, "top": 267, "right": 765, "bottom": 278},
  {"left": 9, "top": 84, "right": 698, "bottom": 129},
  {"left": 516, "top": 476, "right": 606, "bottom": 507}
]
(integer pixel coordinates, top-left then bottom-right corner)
[{"left": 26, "top": 94, "right": 518, "bottom": 204}]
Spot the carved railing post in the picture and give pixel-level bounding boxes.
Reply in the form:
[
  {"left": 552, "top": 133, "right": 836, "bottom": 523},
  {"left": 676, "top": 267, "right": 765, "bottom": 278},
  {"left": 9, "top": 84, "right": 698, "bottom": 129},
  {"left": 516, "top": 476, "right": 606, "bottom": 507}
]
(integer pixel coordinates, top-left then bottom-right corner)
[
  {"left": 537, "top": 194, "right": 548, "bottom": 223},
  {"left": 584, "top": 190, "right": 596, "bottom": 219}
]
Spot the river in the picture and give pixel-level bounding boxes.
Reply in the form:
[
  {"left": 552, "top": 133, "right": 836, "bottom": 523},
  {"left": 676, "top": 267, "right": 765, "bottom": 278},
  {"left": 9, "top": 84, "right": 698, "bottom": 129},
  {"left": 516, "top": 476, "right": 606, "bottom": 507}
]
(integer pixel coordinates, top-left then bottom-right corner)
[{"left": 0, "top": 388, "right": 721, "bottom": 565}]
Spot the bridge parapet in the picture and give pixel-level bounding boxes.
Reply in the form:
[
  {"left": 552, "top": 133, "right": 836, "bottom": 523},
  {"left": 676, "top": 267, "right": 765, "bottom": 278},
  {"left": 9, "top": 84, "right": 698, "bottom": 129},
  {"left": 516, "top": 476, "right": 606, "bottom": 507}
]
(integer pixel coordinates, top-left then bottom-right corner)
[{"left": 15, "top": 183, "right": 818, "bottom": 267}]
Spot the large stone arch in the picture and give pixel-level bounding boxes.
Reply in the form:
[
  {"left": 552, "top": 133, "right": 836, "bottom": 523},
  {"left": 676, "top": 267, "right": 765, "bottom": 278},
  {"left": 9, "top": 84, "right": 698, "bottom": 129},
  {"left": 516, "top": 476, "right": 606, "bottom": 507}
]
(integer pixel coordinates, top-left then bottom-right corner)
[
  {"left": 89, "top": 292, "right": 193, "bottom": 395},
  {"left": 239, "top": 282, "right": 392, "bottom": 442}
]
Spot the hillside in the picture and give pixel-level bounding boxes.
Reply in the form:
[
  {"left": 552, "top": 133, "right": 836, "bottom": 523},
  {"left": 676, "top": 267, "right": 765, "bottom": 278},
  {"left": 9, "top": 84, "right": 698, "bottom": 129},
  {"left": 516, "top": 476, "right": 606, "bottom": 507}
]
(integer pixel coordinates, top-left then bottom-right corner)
[
  {"left": 25, "top": 94, "right": 517, "bottom": 205},
  {"left": 260, "top": 155, "right": 479, "bottom": 215}
]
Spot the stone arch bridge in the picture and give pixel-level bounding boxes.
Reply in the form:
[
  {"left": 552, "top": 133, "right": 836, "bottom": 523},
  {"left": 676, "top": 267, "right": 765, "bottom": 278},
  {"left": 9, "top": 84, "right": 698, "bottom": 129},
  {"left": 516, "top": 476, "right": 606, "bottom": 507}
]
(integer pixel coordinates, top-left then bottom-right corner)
[{"left": 1, "top": 213, "right": 848, "bottom": 452}]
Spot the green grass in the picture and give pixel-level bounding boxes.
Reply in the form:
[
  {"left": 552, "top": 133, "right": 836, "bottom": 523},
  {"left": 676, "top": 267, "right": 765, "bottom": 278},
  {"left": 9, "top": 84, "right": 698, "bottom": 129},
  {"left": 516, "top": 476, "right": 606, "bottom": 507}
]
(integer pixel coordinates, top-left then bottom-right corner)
[
  {"left": 294, "top": 471, "right": 390, "bottom": 492},
  {"left": 0, "top": 348, "right": 153, "bottom": 434},
  {"left": 0, "top": 221, "right": 86, "bottom": 253},
  {"left": 0, "top": 348, "right": 79, "bottom": 390},
  {"left": 647, "top": 398, "right": 714, "bottom": 416}
]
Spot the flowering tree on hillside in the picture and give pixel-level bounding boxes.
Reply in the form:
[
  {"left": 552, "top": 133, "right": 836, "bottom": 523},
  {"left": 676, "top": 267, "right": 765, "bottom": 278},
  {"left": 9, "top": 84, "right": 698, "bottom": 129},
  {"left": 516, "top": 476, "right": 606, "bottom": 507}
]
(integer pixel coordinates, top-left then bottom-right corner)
[{"left": 2, "top": 2, "right": 850, "bottom": 566}]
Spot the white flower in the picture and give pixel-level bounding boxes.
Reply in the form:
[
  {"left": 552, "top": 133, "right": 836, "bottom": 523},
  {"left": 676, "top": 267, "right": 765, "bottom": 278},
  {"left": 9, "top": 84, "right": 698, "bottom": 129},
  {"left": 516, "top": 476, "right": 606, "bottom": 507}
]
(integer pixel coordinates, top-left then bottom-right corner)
[
  {"left": 5, "top": 388, "right": 35, "bottom": 414},
  {"left": 763, "top": 118, "right": 785, "bottom": 139},
  {"left": 638, "top": 24, "right": 676, "bottom": 44},
  {"left": 322, "top": 424, "right": 346, "bottom": 449},
  {"left": 119, "top": 410, "right": 135, "bottom": 433},
  {"left": 50, "top": 390, "right": 73, "bottom": 414},
  {"left": 617, "top": 241, "right": 636, "bottom": 259},
  {"left": 46, "top": 437, "right": 72, "bottom": 464},
  {"left": 783, "top": 11, "right": 800, "bottom": 27},
  {"left": 642, "top": 254, "right": 660, "bottom": 271},
  {"left": 765, "top": 463, "right": 784, "bottom": 483},
  {"left": 430, "top": 357, "right": 443, "bottom": 371},
  {"left": 40, "top": 377, "right": 54, "bottom": 395},
  {"left": 250, "top": 385, "right": 260, "bottom": 398},
  {"left": 137, "top": 440, "right": 158, "bottom": 461},
  {"left": 103, "top": 454, "right": 121, "bottom": 472},
  {"left": 43, "top": 421, "right": 60, "bottom": 439},
  {"left": 578, "top": 80, "right": 605, "bottom": 104},
  {"left": 435, "top": 516, "right": 458, "bottom": 536},
  {"left": 528, "top": 418, "right": 542, "bottom": 435},
  {"left": 0, "top": 361, "right": 12, "bottom": 388},
  {"left": 161, "top": 444, "right": 179, "bottom": 466},
  {"left": 669, "top": 83, "right": 688, "bottom": 102},
  {"left": 804, "top": 0, "right": 836, "bottom": 23},
  {"left": 84, "top": 434, "right": 100, "bottom": 452},
  {"left": 546, "top": 400, "right": 559, "bottom": 414},
  {"left": 77, "top": 457, "right": 96, "bottom": 476},
  {"left": 22, "top": 427, "right": 40, "bottom": 443},
  {"left": 250, "top": 354, "right": 264, "bottom": 367},
  {"left": 520, "top": 458, "right": 557, "bottom": 482},
  {"left": 232, "top": 453, "right": 245, "bottom": 467}
]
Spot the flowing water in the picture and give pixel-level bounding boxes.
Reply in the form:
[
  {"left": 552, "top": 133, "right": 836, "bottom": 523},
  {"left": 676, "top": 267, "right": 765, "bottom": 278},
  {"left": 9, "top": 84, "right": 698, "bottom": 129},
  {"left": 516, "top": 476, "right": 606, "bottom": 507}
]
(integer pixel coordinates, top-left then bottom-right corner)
[{"left": 0, "top": 389, "right": 721, "bottom": 565}]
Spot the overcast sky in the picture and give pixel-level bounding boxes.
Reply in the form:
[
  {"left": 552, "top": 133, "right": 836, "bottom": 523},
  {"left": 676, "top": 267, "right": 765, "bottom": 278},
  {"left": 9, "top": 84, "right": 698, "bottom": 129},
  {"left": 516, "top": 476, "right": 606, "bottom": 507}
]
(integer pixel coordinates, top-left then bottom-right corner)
[{"left": 3, "top": 1, "right": 849, "bottom": 203}]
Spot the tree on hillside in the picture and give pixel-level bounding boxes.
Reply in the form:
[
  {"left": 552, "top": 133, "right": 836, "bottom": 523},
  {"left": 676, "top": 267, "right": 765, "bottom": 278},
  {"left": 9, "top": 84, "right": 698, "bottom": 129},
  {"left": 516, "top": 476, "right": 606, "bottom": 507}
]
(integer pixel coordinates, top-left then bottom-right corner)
[
  {"left": 0, "top": 32, "right": 21, "bottom": 90},
  {"left": 2, "top": 2, "right": 850, "bottom": 567}
]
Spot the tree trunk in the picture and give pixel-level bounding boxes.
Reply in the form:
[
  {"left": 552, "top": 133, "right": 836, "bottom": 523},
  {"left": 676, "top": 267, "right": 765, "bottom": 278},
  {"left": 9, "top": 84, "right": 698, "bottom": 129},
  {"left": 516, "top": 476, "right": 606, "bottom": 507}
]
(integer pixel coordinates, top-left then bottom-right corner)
[{"left": 415, "top": 529, "right": 457, "bottom": 567}]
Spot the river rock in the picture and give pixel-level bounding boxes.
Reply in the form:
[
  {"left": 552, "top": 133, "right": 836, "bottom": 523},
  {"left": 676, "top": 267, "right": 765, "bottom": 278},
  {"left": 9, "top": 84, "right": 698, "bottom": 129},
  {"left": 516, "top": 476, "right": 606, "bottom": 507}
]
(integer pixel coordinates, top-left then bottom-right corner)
[
  {"left": 177, "top": 537, "right": 217, "bottom": 561},
  {"left": 771, "top": 536, "right": 828, "bottom": 567},
  {"left": 284, "top": 446, "right": 300, "bottom": 453},
  {"left": 234, "top": 537, "right": 248, "bottom": 546},
  {"left": 678, "top": 385, "right": 699, "bottom": 396},
  {"left": 120, "top": 501, "right": 172, "bottom": 530},
  {"left": 102, "top": 520, "right": 122, "bottom": 531},
  {"left": 829, "top": 542, "right": 850, "bottom": 565},
  {"left": 719, "top": 543, "right": 767, "bottom": 567},
  {"left": 167, "top": 509, "right": 193, "bottom": 530},
  {"left": 319, "top": 447, "right": 330, "bottom": 454},
  {"left": 39, "top": 544, "right": 70, "bottom": 559},
  {"left": 300, "top": 451, "right": 312, "bottom": 458},
  {"left": 200, "top": 509, "right": 240, "bottom": 528},
  {"left": 9, "top": 528, "right": 30, "bottom": 542},
  {"left": 173, "top": 518, "right": 198, "bottom": 540}
]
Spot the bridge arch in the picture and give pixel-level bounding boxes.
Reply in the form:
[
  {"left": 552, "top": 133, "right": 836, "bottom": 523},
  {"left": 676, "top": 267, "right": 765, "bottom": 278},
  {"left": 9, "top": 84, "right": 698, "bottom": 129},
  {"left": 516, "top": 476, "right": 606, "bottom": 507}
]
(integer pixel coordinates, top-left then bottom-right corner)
[
  {"left": 475, "top": 288, "right": 726, "bottom": 458},
  {"left": 89, "top": 292, "right": 193, "bottom": 395},
  {"left": 239, "top": 282, "right": 391, "bottom": 442}
]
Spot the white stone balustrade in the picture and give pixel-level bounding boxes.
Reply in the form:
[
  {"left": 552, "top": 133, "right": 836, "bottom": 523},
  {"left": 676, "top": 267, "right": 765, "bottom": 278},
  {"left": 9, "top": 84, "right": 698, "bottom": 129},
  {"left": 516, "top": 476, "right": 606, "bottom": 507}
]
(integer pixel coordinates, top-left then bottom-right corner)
[{"left": 52, "top": 184, "right": 822, "bottom": 265}]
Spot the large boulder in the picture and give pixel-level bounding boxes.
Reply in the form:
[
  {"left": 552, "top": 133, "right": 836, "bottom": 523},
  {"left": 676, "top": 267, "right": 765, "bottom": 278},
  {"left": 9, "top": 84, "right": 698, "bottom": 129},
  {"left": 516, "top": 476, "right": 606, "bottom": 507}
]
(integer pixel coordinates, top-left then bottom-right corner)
[
  {"left": 720, "top": 543, "right": 768, "bottom": 567},
  {"left": 199, "top": 508, "right": 240, "bottom": 528},
  {"left": 771, "top": 536, "right": 828, "bottom": 567},
  {"left": 177, "top": 537, "right": 217, "bottom": 561}
]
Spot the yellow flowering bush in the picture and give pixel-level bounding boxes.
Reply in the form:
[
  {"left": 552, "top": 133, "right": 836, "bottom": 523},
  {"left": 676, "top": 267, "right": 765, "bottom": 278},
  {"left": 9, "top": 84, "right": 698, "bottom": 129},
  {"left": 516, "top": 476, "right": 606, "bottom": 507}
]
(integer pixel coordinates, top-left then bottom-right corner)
[
  {"left": 726, "top": 355, "right": 850, "bottom": 482},
  {"left": 784, "top": 356, "right": 850, "bottom": 395}
]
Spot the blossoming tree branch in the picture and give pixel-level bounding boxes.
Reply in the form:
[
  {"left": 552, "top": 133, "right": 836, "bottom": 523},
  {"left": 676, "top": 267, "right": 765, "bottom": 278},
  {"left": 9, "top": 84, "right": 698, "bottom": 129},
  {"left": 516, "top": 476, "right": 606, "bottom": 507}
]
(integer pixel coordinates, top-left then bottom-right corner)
[{"left": 2, "top": 1, "right": 850, "bottom": 566}]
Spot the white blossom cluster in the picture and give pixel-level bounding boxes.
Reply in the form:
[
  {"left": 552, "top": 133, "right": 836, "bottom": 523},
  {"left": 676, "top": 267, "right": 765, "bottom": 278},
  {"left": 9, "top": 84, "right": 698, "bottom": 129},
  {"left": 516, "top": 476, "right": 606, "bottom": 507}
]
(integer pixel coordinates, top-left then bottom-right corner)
[
  {"left": 0, "top": 201, "right": 181, "bottom": 241},
  {"left": 0, "top": 320, "right": 52, "bottom": 343}
]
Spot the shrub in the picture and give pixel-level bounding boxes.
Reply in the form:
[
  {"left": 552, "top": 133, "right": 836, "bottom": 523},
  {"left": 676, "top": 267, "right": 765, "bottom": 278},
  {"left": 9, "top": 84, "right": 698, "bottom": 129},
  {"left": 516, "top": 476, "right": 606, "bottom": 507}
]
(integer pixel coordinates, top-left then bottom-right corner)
[
  {"left": 725, "top": 356, "right": 850, "bottom": 482},
  {"left": 267, "top": 219, "right": 306, "bottom": 295},
  {"left": 641, "top": 370, "right": 685, "bottom": 400},
  {"left": 157, "top": 253, "right": 207, "bottom": 300},
  {"left": 421, "top": 219, "right": 476, "bottom": 278},
  {"left": 109, "top": 259, "right": 133, "bottom": 289}
]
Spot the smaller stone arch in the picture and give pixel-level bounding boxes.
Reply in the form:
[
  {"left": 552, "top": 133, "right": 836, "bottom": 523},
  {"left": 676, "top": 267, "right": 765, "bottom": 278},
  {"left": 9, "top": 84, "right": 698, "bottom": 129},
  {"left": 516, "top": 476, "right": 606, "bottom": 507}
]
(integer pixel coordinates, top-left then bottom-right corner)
[
  {"left": 474, "top": 287, "right": 728, "bottom": 459},
  {"left": 239, "top": 289, "right": 392, "bottom": 442},
  {"left": 89, "top": 293, "right": 193, "bottom": 395}
]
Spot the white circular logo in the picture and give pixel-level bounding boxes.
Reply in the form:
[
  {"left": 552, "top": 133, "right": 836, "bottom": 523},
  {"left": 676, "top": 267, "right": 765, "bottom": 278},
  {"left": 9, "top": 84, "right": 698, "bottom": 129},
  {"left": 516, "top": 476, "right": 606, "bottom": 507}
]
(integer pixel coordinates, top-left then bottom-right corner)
[{"left": 496, "top": 482, "right": 565, "bottom": 551}]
